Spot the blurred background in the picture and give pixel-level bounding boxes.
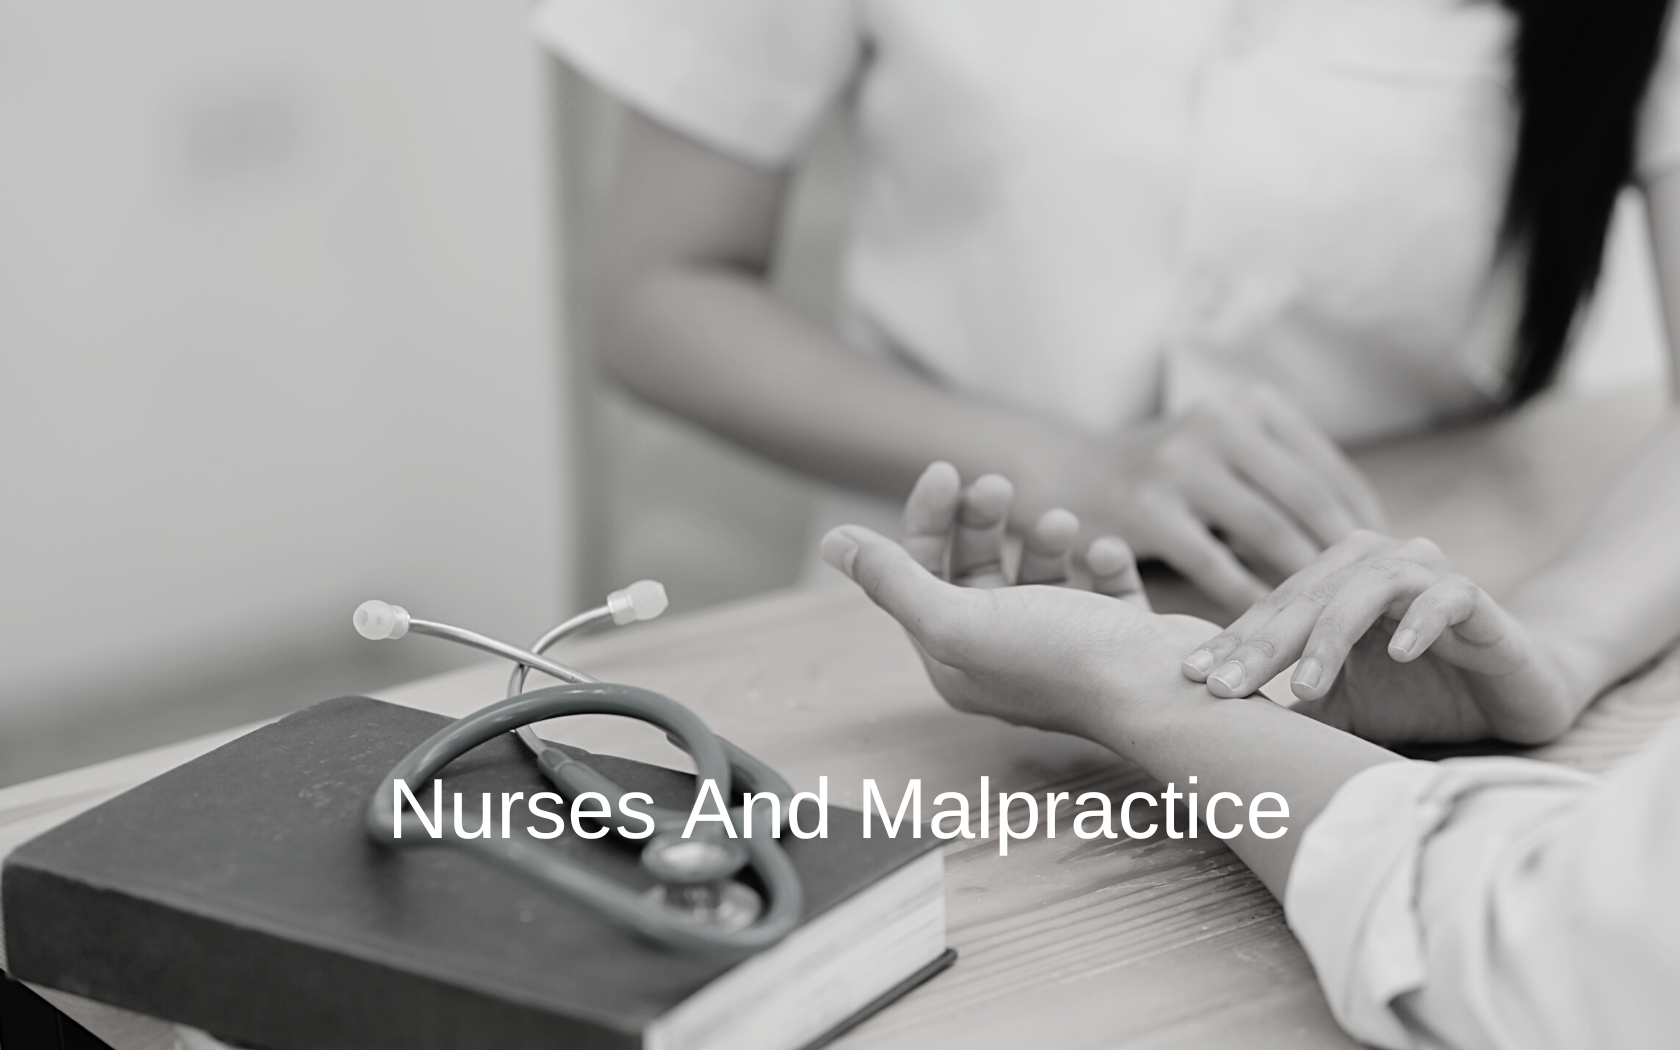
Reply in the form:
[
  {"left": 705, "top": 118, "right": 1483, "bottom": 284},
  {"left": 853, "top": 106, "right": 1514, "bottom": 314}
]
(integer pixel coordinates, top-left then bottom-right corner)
[{"left": 0, "top": 1, "right": 1665, "bottom": 788}]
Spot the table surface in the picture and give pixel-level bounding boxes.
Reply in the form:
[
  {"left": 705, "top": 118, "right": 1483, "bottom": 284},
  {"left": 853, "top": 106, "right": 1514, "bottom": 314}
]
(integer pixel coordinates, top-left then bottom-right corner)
[{"left": 5, "top": 386, "right": 1678, "bottom": 1050}]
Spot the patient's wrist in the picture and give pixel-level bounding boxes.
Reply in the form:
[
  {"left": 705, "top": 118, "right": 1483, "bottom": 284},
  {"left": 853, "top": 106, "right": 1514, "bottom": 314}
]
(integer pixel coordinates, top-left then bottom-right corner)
[
  {"left": 1112, "top": 681, "right": 1224, "bottom": 753},
  {"left": 1083, "top": 615, "right": 1225, "bottom": 761}
]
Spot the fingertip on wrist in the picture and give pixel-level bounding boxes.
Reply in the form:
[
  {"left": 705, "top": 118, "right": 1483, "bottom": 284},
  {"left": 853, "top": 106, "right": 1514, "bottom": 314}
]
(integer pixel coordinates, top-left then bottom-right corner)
[
  {"left": 1207, "top": 661, "right": 1246, "bottom": 696},
  {"left": 1291, "top": 656, "right": 1322, "bottom": 694},
  {"left": 1387, "top": 628, "right": 1419, "bottom": 660},
  {"left": 1181, "top": 648, "right": 1215, "bottom": 680}
]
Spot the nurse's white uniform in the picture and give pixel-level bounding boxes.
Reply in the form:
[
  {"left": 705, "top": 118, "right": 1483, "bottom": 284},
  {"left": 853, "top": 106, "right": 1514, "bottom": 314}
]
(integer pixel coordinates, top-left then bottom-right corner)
[
  {"left": 533, "top": 0, "right": 1680, "bottom": 557},
  {"left": 533, "top": 0, "right": 1680, "bottom": 441}
]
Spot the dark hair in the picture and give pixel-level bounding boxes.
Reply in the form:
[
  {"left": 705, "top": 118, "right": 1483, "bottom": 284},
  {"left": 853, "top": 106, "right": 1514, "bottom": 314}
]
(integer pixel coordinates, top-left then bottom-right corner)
[{"left": 1501, "top": 0, "right": 1674, "bottom": 403}]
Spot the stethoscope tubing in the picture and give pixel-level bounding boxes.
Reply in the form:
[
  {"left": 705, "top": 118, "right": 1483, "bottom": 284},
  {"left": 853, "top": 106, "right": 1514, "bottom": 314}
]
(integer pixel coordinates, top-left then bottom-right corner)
[{"left": 366, "top": 683, "right": 804, "bottom": 954}]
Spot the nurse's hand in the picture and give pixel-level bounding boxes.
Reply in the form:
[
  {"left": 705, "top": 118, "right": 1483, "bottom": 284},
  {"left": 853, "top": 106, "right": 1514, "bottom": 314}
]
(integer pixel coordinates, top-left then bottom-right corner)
[
  {"left": 819, "top": 462, "right": 1213, "bottom": 738},
  {"left": 1033, "top": 385, "right": 1387, "bottom": 612},
  {"left": 1180, "top": 532, "right": 1584, "bottom": 745}
]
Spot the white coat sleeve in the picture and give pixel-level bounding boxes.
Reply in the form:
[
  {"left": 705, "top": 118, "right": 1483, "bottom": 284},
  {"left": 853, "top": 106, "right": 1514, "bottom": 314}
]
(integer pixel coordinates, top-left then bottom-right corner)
[
  {"left": 529, "top": 0, "right": 862, "bottom": 168},
  {"left": 1285, "top": 718, "right": 1680, "bottom": 1050}
]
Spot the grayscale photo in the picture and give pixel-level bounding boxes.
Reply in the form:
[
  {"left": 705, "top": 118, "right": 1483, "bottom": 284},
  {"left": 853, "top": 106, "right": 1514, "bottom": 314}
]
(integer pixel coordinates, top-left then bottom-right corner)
[{"left": 2, "top": 2, "right": 1677, "bottom": 1048}]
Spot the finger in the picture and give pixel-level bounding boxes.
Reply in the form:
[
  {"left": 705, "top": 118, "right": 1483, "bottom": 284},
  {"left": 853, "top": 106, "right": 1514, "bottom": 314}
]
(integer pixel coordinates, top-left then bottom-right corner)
[
  {"left": 952, "top": 474, "right": 1013, "bottom": 588},
  {"left": 822, "top": 525, "right": 972, "bottom": 657},
  {"left": 1086, "top": 535, "right": 1151, "bottom": 610},
  {"left": 1257, "top": 391, "right": 1389, "bottom": 531},
  {"left": 1223, "top": 433, "right": 1360, "bottom": 547},
  {"left": 1199, "top": 568, "right": 1355, "bottom": 697},
  {"left": 1388, "top": 573, "right": 1481, "bottom": 662},
  {"left": 901, "top": 461, "right": 962, "bottom": 578},
  {"left": 1185, "top": 468, "right": 1320, "bottom": 578},
  {"left": 1017, "top": 508, "right": 1079, "bottom": 585},
  {"left": 1181, "top": 529, "right": 1391, "bottom": 681},
  {"left": 1286, "top": 559, "right": 1441, "bottom": 701},
  {"left": 1145, "top": 501, "right": 1268, "bottom": 612}
]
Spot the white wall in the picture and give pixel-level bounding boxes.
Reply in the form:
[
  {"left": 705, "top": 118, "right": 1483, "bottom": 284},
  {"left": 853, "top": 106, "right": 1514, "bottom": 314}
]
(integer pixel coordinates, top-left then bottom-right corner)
[{"left": 0, "top": 2, "right": 569, "bottom": 761}]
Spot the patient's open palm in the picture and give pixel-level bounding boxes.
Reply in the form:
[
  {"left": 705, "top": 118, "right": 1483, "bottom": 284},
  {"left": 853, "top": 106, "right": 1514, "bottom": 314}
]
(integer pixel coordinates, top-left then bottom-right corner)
[{"left": 823, "top": 463, "right": 1214, "bottom": 739}]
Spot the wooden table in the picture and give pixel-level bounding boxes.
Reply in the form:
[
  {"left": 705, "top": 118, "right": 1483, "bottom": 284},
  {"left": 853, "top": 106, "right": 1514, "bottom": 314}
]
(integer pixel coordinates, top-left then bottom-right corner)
[{"left": 4, "top": 386, "right": 1678, "bottom": 1050}]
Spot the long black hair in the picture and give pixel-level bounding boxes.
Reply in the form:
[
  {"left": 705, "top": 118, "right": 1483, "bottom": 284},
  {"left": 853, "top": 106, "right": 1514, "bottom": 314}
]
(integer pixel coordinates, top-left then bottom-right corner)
[{"left": 1501, "top": 0, "right": 1673, "bottom": 403}]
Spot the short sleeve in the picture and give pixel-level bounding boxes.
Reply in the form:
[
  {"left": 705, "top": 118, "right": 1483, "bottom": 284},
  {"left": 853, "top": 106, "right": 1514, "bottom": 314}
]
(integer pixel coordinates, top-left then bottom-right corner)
[
  {"left": 1637, "top": 9, "right": 1680, "bottom": 179},
  {"left": 529, "top": 0, "right": 863, "bottom": 168}
]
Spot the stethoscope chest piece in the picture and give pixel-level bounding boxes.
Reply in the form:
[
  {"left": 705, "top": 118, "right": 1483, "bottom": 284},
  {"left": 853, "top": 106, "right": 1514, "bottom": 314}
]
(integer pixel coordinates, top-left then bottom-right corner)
[{"left": 641, "top": 833, "right": 763, "bottom": 933}]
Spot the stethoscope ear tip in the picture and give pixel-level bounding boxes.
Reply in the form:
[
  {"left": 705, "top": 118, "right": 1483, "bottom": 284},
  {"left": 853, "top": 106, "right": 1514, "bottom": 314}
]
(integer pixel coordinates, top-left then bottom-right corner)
[
  {"left": 608, "top": 580, "right": 669, "bottom": 625},
  {"left": 353, "top": 599, "right": 410, "bottom": 640}
]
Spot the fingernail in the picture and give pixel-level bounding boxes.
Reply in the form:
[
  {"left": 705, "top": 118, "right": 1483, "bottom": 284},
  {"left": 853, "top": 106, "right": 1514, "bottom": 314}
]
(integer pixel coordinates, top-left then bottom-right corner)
[
  {"left": 1209, "top": 661, "right": 1245, "bottom": 694},
  {"left": 820, "top": 529, "right": 860, "bottom": 576},
  {"left": 1293, "top": 657, "right": 1322, "bottom": 692},
  {"left": 1389, "top": 628, "right": 1418, "bottom": 658},
  {"left": 1182, "top": 649, "right": 1215, "bottom": 676}
]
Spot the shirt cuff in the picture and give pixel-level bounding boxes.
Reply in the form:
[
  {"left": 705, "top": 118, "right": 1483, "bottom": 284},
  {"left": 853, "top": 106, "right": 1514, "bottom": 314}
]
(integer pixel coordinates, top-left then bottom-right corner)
[{"left": 1284, "top": 757, "right": 1597, "bottom": 1049}]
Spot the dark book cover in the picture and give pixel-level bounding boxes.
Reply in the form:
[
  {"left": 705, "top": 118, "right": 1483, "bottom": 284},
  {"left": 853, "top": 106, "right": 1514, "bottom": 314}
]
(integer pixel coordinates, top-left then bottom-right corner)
[{"left": 2, "top": 697, "right": 944, "bottom": 1050}]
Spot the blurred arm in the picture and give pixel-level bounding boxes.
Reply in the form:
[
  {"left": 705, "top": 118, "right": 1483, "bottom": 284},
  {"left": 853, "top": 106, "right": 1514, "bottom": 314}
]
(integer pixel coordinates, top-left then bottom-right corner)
[
  {"left": 597, "top": 109, "right": 1083, "bottom": 507},
  {"left": 598, "top": 111, "right": 1391, "bottom": 609},
  {"left": 1499, "top": 170, "right": 1680, "bottom": 714}
]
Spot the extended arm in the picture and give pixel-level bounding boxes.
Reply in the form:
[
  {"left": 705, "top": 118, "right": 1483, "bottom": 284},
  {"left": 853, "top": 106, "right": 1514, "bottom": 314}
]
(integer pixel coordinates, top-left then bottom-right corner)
[
  {"left": 1502, "top": 414, "right": 1680, "bottom": 707},
  {"left": 1501, "top": 168, "right": 1680, "bottom": 708},
  {"left": 597, "top": 110, "right": 1385, "bottom": 609},
  {"left": 824, "top": 465, "right": 1680, "bottom": 1048},
  {"left": 818, "top": 463, "right": 1396, "bottom": 897},
  {"left": 598, "top": 112, "right": 1075, "bottom": 509},
  {"left": 1091, "top": 682, "right": 1399, "bottom": 897}
]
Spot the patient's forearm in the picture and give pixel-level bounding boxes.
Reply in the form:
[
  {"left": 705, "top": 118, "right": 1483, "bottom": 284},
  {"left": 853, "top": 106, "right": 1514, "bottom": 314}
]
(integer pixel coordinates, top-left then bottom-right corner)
[
  {"left": 1505, "top": 412, "right": 1680, "bottom": 707},
  {"left": 1088, "top": 672, "right": 1398, "bottom": 898}
]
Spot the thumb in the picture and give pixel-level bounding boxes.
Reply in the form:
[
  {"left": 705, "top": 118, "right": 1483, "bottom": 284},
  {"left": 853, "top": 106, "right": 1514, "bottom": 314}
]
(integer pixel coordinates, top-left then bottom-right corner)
[{"left": 822, "top": 525, "right": 960, "bottom": 634}]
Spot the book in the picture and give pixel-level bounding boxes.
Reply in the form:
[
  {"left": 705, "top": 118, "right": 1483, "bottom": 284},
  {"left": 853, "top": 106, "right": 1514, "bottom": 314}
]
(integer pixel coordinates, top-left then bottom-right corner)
[{"left": 3, "top": 696, "right": 949, "bottom": 1050}]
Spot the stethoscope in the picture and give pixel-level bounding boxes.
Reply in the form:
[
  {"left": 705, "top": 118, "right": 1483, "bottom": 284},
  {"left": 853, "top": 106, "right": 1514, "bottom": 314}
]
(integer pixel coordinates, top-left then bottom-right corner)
[{"left": 352, "top": 583, "right": 804, "bottom": 955}]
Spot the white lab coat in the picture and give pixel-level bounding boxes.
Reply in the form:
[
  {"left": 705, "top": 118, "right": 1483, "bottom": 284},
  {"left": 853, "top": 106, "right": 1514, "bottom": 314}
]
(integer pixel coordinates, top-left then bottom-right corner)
[{"left": 1287, "top": 717, "right": 1680, "bottom": 1049}]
